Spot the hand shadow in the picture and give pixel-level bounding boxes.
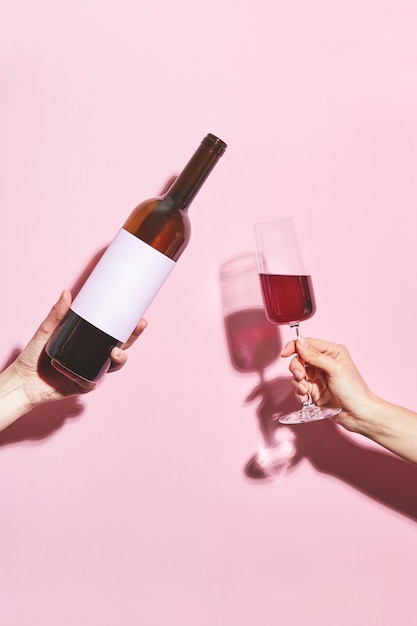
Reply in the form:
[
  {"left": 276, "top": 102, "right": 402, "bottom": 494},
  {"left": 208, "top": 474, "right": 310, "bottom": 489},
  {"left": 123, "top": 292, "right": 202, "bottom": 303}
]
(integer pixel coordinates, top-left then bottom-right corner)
[
  {"left": 0, "top": 244, "right": 100, "bottom": 448},
  {"left": 0, "top": 349, "right": 84, "bottom": 448},
  {"left": 248, "top": 375, "right": 417, "bottom": 522},
  {"left": 0, "top": 395, "right": 84, "bottom": 448},
  {"left": 0, "top": 233, "right": 108, "bottom": 447}
]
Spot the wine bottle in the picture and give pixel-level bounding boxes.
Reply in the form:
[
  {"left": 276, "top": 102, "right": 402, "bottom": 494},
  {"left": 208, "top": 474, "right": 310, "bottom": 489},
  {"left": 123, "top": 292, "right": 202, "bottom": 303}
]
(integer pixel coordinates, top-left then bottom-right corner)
[{"left": 46, "top": 133, "right": 227, "bottom": 382}]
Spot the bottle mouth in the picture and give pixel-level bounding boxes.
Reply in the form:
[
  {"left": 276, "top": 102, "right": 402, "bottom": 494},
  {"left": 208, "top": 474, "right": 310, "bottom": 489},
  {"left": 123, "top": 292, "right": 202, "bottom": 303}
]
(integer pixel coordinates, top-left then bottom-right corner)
[{"left": 202, "top": 133, "right": 227, "bottom": 155}]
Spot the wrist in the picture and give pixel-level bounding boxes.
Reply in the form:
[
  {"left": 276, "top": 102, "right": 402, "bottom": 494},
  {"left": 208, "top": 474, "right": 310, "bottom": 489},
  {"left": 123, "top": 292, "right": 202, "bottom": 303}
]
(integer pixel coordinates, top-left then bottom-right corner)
[
  {"left": 336, "top": 390, "right": 384, "bottom": 439},
  {"left": 354, "top": 393, "right": 387, "bottom": 436},
  {"left": 0, "top": 363, "right": 33, "bottom": 430},
  {"left": 352, "top": 392, "right": 406, "bottom": 444}
]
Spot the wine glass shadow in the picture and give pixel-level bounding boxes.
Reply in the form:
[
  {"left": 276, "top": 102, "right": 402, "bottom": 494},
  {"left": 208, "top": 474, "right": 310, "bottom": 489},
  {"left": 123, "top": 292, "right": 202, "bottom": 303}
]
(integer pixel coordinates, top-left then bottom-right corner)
[
  {"left": 0, "top": 349, "right": 84, "bottom": 448},
  {"left": 219, "top": 253, "right": 299, "bottom": 480},
  {"left": 219, "top": 254, "right": 417, "bottom": 522}
]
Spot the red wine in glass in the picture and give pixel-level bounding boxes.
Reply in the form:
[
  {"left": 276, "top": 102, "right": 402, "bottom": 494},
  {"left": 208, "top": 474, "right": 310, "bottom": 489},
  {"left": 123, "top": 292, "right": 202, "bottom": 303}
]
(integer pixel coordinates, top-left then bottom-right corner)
[{"left": 259, "top": 274, "right": 316, "bottom": 325}]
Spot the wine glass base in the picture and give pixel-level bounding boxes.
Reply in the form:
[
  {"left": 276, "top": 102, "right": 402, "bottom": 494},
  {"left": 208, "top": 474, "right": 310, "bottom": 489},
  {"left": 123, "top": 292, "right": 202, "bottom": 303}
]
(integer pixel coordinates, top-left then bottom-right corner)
[{"left": 278, "top": 405, "right": 342, "bottom": 425}]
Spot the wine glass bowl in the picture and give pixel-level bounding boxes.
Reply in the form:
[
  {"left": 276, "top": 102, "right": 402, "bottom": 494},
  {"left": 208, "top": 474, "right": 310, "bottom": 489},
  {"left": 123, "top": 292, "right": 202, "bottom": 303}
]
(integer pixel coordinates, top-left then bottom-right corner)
[{"left": 254, "top": 217, "right": 341, "bottom": 425}]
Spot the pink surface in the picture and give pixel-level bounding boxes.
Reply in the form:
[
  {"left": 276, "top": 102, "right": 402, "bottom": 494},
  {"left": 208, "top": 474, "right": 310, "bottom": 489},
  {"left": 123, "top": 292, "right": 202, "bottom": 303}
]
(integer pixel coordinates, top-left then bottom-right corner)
[{"left": 1, "top": 1, "right": 417, "bottom": 624}]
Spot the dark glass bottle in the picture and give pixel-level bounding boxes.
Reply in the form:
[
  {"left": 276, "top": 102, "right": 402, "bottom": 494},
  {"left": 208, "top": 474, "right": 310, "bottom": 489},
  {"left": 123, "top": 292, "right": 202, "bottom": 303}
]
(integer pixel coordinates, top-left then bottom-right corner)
[{"left": 46, "top": 133, "right": 227, "bottom": 381}]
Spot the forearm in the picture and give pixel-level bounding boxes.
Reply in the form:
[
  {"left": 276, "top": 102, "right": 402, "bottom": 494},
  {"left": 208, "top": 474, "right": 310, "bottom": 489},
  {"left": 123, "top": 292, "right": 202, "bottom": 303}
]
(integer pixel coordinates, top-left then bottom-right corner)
[
  {"left": 353, "top": 397, "right": 417, "bottom": 465},
  {"left": 0, "top": 364, "right": 32, "bottom": 432}
]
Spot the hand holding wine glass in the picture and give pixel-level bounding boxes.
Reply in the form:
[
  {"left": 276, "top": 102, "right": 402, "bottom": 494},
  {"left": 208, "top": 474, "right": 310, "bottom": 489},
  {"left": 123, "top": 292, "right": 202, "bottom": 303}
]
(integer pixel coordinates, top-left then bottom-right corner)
[{"left": 254, "top": 217, "right": 341, "bottom": 424}]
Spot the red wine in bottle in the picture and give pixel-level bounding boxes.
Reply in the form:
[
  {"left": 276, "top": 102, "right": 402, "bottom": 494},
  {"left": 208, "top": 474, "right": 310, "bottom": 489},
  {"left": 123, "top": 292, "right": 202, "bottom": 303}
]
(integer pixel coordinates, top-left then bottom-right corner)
[
  {"left": 259, "top": 274, "right": 316, "bottom": 325},
  {"left": 46, "top": 133, "right": 227, "bottom": 381}
]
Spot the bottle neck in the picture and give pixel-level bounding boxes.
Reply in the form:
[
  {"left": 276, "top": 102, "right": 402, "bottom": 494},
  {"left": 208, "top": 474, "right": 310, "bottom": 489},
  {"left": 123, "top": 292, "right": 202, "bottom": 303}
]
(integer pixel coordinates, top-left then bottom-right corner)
[{"left": 165, "top": 134, "right": 226, "bottom": 209}]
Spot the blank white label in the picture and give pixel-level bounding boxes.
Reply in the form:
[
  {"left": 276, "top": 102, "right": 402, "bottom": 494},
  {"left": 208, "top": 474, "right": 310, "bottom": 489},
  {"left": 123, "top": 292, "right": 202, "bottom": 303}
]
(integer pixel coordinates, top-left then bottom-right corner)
[{"left": 71, "top": 228, "right": 176, "bottom": 342}]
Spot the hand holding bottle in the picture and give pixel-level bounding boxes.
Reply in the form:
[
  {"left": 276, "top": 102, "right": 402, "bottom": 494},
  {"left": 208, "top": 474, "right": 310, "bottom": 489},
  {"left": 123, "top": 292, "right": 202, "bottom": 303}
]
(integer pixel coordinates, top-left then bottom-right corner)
[{"left": 0, "top": 290, "right": 147, "bottom": 432}]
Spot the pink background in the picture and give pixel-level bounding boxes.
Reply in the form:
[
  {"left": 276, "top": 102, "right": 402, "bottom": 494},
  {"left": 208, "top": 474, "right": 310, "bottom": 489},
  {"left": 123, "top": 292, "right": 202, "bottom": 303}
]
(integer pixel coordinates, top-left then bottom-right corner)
[{"left": 1, "top": 1, "right": 417, "bottom": 624}]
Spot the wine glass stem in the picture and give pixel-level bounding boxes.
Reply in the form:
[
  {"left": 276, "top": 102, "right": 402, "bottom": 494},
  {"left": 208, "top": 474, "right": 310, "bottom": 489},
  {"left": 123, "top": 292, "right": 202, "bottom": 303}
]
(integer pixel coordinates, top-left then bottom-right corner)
[
  {"left": 289, "top": 323, "right": 317, "bottom": 412},
  {"left": 290, "top": 322, "right": 300, "bottom": 341}
]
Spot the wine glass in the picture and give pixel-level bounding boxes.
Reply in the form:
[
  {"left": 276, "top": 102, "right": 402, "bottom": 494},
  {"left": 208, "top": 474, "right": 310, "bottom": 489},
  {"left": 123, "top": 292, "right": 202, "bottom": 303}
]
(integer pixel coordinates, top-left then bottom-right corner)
[
  {"left": 220, "top": 252, "right": 297, "bottom": 478},
  {"left": 254, "top": 217, "right": 341, "bottom": 424}
]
